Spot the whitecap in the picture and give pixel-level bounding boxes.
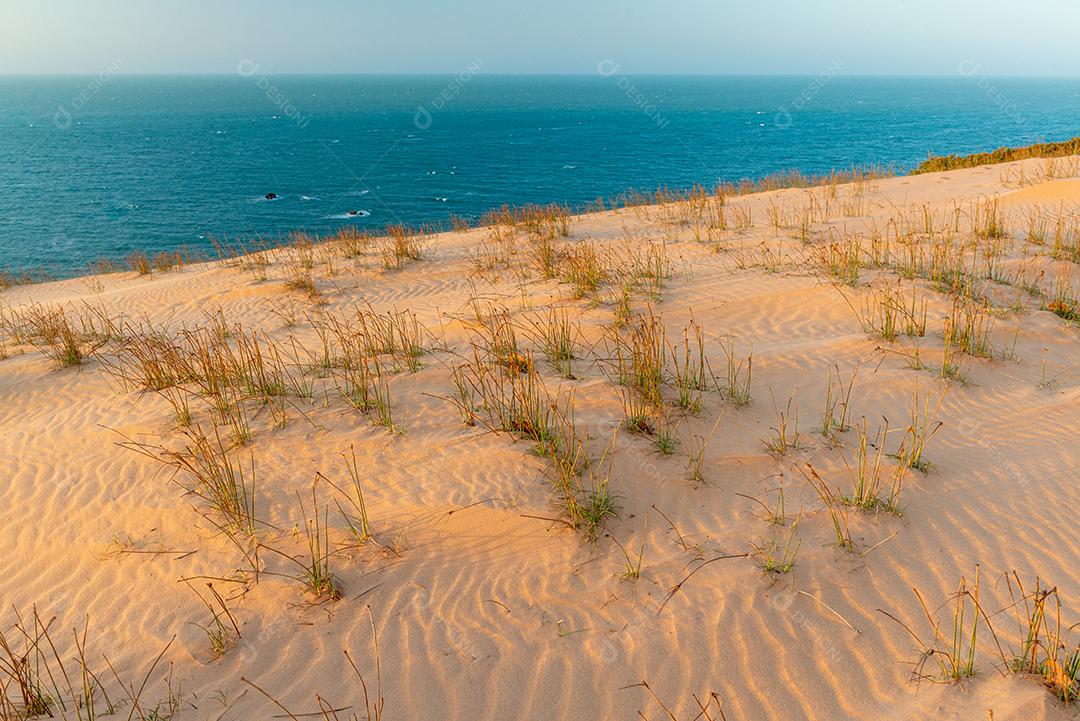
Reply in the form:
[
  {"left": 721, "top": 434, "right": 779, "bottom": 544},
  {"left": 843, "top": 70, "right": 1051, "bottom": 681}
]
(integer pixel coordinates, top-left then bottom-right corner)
[{"left": 327, "top": 210, "right": 371, "bottom": 219}]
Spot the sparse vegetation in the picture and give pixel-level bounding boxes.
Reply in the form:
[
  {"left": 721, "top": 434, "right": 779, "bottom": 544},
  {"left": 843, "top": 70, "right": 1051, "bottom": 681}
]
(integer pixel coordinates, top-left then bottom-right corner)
[{"left": 5, "top": 140, "right": 1080, "bottom": 721}]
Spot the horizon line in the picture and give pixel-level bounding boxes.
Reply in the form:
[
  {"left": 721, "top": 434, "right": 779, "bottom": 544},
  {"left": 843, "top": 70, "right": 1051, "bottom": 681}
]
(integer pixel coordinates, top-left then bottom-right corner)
[{"left": 3, "top": 71, "right": 1080, "bottom": 80}]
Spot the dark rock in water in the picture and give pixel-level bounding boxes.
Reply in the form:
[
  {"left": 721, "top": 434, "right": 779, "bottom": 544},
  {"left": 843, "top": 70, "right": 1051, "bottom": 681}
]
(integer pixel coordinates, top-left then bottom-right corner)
[
  {"left": 265, "top": 192, "right": 278, "bottom": 200},
  {"left": 348, "top": 210, "right": 359, "bottom": 216}
]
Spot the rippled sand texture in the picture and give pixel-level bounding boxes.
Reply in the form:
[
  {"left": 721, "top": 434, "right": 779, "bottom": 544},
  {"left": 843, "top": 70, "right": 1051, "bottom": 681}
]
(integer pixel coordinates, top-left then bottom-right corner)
[{"left": 2, "top": 157, "right": 1080, "bottom": 720}]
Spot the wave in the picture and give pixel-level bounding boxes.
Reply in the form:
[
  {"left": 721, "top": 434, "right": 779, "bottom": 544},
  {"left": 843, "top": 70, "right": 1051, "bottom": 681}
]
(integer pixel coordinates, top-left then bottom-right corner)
[{"left": 327, "top": 210, "right": 371, "bottom": 219}]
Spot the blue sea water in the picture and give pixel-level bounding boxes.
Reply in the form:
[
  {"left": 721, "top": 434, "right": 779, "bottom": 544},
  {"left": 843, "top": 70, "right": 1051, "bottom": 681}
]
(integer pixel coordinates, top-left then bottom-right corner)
[{"left": 2, "top": 74, "right": 1079, "bottom": 277}]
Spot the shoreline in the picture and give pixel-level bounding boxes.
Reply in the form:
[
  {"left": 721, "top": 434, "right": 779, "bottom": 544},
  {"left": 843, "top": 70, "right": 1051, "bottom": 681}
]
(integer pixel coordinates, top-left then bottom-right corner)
[
  {"left": 6, "top": 136, "right": 1078, "bottom": 289},
  {"left": 2, "top": 164, "right": 898, "bottom": 288}
]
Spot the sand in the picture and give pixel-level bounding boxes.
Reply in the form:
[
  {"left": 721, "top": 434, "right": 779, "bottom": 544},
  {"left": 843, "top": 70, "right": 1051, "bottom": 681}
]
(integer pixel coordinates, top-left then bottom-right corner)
[
  {"left": 1003, "top": 178, "right": 1080, "bottom": 212},
  {"left": 2, "top": 156, "right": 1080, "bottom": 721}
]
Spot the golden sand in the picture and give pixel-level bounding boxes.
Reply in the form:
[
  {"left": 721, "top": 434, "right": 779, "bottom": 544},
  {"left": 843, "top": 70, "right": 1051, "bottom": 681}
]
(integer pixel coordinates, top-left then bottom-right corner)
[{"left": 1, "top": 156, "right": 1079, "bottom": 720}]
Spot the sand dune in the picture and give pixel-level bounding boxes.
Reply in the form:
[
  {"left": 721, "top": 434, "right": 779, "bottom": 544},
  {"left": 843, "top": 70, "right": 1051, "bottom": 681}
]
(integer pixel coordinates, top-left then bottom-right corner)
[{"left": 2, "top": 157, "right": 1080, "bottom": 720}]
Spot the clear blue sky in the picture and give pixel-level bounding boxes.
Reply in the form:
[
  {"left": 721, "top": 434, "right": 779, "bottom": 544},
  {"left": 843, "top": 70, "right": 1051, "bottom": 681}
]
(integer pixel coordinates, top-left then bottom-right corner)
[{"left": 2, "top": 0, "right": 1078, "bottom": 76}]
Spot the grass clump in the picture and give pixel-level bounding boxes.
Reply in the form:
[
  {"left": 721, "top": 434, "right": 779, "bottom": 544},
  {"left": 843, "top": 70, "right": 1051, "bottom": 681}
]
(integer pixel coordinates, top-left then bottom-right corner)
[
  {"left": 5, "top": 304, "right": 105, "bottom": 367},
  {"left": 840, "top": 417, "right": 905, "bottom": 513},
  {"left": 762, "top": 393, "right": 800, "bottom": 455},
  {"left": 820, "top": 364, "right": 856, "bottom": 437},
  {"left": 895, "top": 383, "right": 945, "bottom": 472},
  {"left": 1005, "top": 575, "right": 1080, "bottom": 704},
  {"left": 185, "top": 581, "right": 241, "bottom": 658},
  {"left": 752, "top": 519, "right": 801, "bottom": 574}
]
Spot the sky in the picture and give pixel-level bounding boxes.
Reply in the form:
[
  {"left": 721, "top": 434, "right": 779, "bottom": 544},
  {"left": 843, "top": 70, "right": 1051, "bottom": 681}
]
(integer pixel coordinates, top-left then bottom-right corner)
[{"left": 1, "top": 0, "right": 1078, "bottom": 76}]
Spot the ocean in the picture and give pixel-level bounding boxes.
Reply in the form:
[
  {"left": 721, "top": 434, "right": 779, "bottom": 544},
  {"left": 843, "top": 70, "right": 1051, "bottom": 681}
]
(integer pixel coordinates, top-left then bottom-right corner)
[{"left": 2, "top": 74, "right": 1079, "bottom": 277}]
